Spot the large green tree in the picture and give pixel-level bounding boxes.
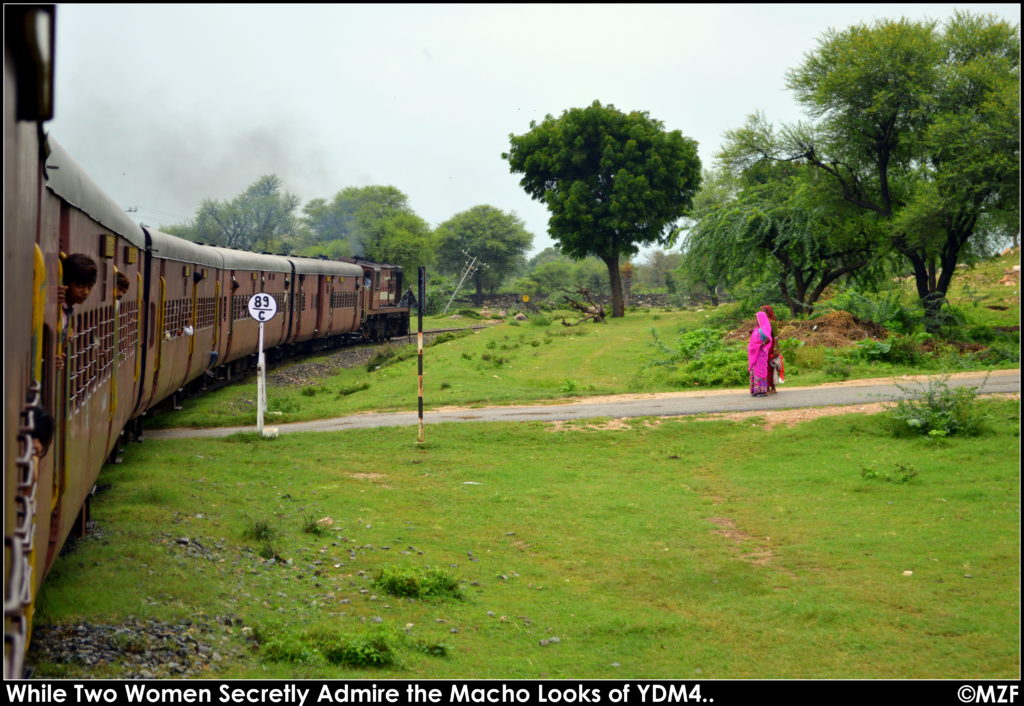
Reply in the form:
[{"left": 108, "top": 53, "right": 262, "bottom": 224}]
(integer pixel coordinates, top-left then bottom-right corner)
[
  {"left": 723, "top": 12, "right": 1019, "bottom": 331},
  {"left": 165, "top": 174, "right": 300, "bottom": 252},
  {"left": 299, "top": 185, "right": 435, "bottom": 271},
  {"left": 435, "top": 205, "right": 533, "bottom": 305},
  {"left": 682, "top": 163, "right": 884, "bottom": 316},
  {"left": 503, "top": 100, "right": 702, "bottom": 317}
]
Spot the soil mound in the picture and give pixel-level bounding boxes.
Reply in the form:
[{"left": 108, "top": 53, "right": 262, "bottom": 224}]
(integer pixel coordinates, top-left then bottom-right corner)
[{"left": 726, "top": 310, "right": 888, "bottom": 348}]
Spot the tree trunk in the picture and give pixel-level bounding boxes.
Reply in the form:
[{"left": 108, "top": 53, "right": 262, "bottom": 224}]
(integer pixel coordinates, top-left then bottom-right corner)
[
  {"left": 602, "top": 256, "right": 624, "bottom": 317},
  {"left": 900, "top": 241, "right": 958, "bottom": 334}
]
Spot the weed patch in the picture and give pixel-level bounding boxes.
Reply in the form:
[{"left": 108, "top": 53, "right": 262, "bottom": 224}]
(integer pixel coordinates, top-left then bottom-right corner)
[
  {"left": 371, "top": 565, "right": 463, "bottom": 600},
  {"left": 887, "top": 376, "right": 989, "bottom": 437},
  {"left": 861, "top": 463, "right": 920, "bottom": 484}
]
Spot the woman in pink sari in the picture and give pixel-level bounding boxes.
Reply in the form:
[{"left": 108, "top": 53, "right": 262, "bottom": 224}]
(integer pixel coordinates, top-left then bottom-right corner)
[{"left": 748, "top": 310, "right": 772, "bottom": 397}]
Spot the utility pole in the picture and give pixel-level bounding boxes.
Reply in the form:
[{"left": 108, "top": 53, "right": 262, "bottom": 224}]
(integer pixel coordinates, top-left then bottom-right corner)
[{"left": 443, "top": 252, "right": 487, "bottom": 314}]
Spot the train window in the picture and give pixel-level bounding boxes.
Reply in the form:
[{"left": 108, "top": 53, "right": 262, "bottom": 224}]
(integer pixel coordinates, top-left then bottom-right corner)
[
  {"left": 331, "top": 291, "right": 356, "bottom": 309},
  {"left": 197, "top": 297, "right": 215, "bottom": 330},
  {"left": 118, "top": 297, "right": 138, "bottom": 360},
  {"left": 163, "top": 298, "right": 195, "bottom": 338},
  {"left": 70, "top": 308, "right": 102, "bottom": 408},
  {"left": 99, "top": 304, "right": 113, "bottom": 380}
]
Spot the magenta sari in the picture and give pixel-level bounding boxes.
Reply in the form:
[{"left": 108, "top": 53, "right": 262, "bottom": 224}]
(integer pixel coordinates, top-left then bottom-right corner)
[{"left": 747, "top": 311, "right": 772, "bottom": 395}]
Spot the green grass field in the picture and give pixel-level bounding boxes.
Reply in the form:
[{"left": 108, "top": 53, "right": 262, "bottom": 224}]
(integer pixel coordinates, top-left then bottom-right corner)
[
  {"left": 31, "top": 399, "right": 1019, "bottom": 679},
  {"left": 28, "top": 250, "right": 1020, "bottom": 679},
  {"left": 142, "top": 249, "right": 1019, "bottom": 430}
]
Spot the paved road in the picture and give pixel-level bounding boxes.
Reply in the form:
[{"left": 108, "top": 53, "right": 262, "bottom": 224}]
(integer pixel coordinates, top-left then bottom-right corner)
[{"left": 144, "top": 369, "right": 1019, "bottom": 440}]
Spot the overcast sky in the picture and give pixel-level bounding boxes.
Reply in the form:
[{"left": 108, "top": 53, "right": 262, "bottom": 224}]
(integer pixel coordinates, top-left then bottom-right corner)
[{"left": 49, "top": 3, "right": 1019, "bottom": 260}]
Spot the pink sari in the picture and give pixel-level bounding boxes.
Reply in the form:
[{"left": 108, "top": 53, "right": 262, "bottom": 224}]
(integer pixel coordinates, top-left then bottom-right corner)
[{"left": 748, "top": 311, "right": 772, "bottom": 395}]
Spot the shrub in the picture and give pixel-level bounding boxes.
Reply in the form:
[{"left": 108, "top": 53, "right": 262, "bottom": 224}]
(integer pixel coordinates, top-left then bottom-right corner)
[
  {"left": 310, "top": 631, "right": 398, "bottom": 668},
  {"left": 887, "top": 376, "right": 988, "bottom": 437},
  {"left": 854, "top": 334, "right": 923, "bottom": 365},
  {"left": 825, "top": 289, "right": 919, "bottom": 333},
  {"left": 647, "top": 326, "right": 748, "bottom": 387},
  {"left": 823, "top": 351, "right": 852, "bottom": 380},
  {"left": 677, "top": 327, "right": 727, "bottom": 360},
  {"left": 980, "top": 340, "right": 1020, "bottom": 364},
  {"left": 260, "top": 634, "right": 324, "bottom": 665},
  {"left": 243, "top": 518, "right": 276, "bottom": 542},
  {"left": 674, "top": 347, "right": 748, "bottom": 387},
  {"left": 302, "top": 515, "right": 332, "bottom": 536},
  {"left": 371, "top": 565, "right": 463, "bottom": 600},
  {"left": 269, "top": 397, "right": 299, "bottom": 413}
]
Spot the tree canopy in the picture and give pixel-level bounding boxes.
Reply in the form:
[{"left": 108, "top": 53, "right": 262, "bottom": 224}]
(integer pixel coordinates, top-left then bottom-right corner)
[
  {"left": 504, "top": 100, "right": 702, "bottom": 316},
  {"left": 165, "top": 174, "right": 300, "bottom": 253},
  {"left": 298, "top": 186, "right": 434, "bottom": 271},
  {"left": 682, "top": 160, "right": 887, "bottom": 317},
  {"left": 435, "top": 205, "right": 533, "bottom": 305},
  {"left": 722, "top": 11, "right": 1020, "bottom": 330}
]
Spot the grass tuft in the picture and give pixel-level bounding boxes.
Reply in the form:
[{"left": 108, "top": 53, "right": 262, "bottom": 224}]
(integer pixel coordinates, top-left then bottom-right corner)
[{"left": 371, "top": 565, "right": 463, "bottom": 600}]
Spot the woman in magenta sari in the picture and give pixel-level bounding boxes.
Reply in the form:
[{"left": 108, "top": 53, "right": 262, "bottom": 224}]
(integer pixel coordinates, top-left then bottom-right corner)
[{"left": 748, "top": 310, "right": 772, "bottom": 397}]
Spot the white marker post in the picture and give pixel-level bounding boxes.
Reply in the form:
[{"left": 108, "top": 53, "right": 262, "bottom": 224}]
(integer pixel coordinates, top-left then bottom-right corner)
[{"left": 247, "top": 293, "right": 279, "bottom": 437}]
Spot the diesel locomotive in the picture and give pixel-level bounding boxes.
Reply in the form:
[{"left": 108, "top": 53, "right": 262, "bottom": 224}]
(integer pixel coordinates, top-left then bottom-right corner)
[{"left": 4, "top": 6, "right": 409, "bottom": 677}]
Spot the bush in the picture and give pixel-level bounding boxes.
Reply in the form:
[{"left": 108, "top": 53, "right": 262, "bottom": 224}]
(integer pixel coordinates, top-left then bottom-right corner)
[
  {"left": 674, "top": 347, "right": 748, "bottom": 387},
  {"left": 823, "top": 351, "right": 852, "bottom": 380},
  {"left": 677, "top": 328, "right": 727, "bottom": 360},
  {"left": 371, "top": 565, "right": 463, "bottom": 600},
  {"left": 854, "top": 334, "right": 923, "bottom": 365},
  {"left": 647, "top": 326, "right": 748, "bottom": 387},
  {"left": 260, "top": 634, "right": 324, "bottom": 665},
  {"left": 980, "top": 337, "right": 1020, "bottom": 364},
  {"left": 311, "top": 631, "right": 398, "bottom": 668},
  {"left": 887, "top": 376, "right": 988, "bottom": 437},
  {"left": 824, "top": 289, "right": 919, "bottom": 333}
]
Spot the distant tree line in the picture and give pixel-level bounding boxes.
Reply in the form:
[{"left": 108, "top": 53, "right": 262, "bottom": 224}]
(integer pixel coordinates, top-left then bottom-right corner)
[{"left": 164, "top": 11, "right": 1017, "bottom": 326}]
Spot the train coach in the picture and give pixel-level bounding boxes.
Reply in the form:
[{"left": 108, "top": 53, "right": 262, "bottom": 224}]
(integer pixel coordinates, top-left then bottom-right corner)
[{"left": 4, "top": 7, "right": 409, "bottom": 677}]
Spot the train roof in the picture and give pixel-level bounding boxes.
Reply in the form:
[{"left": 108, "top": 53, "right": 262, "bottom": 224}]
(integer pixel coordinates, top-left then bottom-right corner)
[
  {"left": 146, "top": 228, "right": 225, "bottom": 268},
  {"left": 200, "top": 245, "right": 292, "bottom": 273},
  {"left": 43, "top": 138, "right": 147, "bottom": 249},
  {"left": 287, "top": 255, "right": 363, "bottom": 278}
]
